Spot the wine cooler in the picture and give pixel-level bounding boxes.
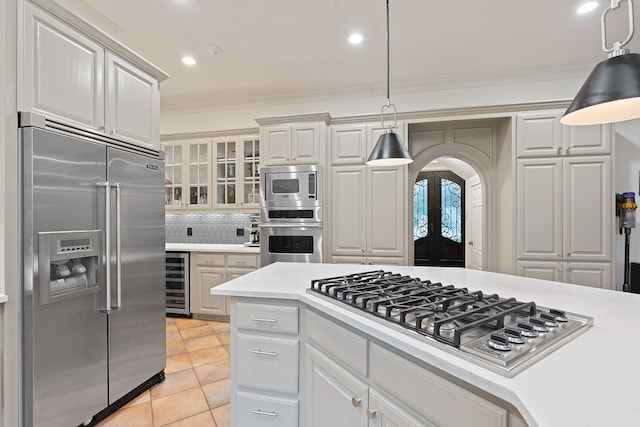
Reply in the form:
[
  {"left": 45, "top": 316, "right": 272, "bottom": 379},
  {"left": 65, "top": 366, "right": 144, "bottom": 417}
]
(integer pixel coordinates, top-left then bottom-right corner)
[{"left": 165, "top": 252, "right": 190, "bottom": 315}]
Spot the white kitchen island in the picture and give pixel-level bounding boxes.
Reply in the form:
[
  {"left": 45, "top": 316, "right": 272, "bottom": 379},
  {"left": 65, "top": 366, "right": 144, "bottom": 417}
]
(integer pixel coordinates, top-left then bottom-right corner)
[{"left": 211, "top": 262, "right": 640, "bottom": 427}]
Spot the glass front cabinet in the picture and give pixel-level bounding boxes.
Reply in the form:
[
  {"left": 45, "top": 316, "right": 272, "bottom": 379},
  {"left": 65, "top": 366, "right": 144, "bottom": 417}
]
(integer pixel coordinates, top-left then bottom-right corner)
[
  {"left": 162, "top": 135, "right": 259, "bottom": 211},
  {"left": 162, "top": 138, "right": 211, "bottom": 210},
  {"left": 213, "top": 135, "right": 260, "bottom": 209}
]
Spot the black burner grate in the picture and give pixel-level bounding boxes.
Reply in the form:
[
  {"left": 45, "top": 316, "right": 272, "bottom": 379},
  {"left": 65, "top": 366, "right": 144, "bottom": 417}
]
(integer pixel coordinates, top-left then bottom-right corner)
[{"left": 309, "top": 270, "right": 537, "bottom": 347}]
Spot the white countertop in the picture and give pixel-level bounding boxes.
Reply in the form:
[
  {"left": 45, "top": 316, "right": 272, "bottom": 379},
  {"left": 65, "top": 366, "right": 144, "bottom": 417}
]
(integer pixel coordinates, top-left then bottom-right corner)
[
  {"left": 211, "top": 262, "right": 640, "bottom": 427},
  {"left": 0, "top": 294, "right": 7, "bottom": 304},
  {"left": 165, "top": 243, "right": 260, "bottom": 254}
]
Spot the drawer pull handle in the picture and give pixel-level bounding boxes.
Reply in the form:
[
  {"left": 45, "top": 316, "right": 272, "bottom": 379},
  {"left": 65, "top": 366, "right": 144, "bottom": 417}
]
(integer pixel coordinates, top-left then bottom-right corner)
[
  {"left": 251, "top": 409, "right": 277, "bottom": 417},
  {"left": 351, "top": 397, "right": 361, "bottom": 407},
  {"left": 251, "top": 349, "right": 277, "bottom": 357},
  {"left": 251, "top": 317, "right": 277, "bottom": 323}
]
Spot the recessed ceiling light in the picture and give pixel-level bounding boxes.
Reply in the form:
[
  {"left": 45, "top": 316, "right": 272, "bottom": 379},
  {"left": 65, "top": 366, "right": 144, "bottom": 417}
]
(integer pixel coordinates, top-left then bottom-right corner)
[
  {"left": 577, "top": 1, "right": 598, "bottom": 14},
  {"left": 349, "top": 33, "right": 363, "bottom": 44},
  {"left": 181, "top": 56, "right": 196, "bottom": 66}
]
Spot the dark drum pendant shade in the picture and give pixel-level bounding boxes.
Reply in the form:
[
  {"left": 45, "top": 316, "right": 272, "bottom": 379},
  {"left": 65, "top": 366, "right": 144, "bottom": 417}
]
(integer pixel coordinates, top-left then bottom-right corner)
[
  {"left": 367, "top": 131, "right": 413, "bottom": 166},
  {"left": 561, "top": 53, "right": 640, "bottom": 125}
]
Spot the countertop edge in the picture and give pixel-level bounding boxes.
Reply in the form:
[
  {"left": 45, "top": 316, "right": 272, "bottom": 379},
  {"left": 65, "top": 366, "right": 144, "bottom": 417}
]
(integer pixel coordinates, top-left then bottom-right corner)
[
  {"left": 165, "top": 243, "right": 260, "bottom": 254},
  {"left": 0, "top": 294, "right": 8, "bottom": 304}
]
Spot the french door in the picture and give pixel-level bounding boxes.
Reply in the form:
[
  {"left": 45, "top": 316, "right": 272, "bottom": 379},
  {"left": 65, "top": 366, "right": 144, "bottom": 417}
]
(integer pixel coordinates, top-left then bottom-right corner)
[{"left": 413, "top": 171, "right": 465, "bottom": 266}]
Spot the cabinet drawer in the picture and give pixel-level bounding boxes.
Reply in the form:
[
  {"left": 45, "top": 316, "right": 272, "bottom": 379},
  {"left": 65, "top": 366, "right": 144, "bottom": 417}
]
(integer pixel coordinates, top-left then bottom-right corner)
[
  {"left": 236, "top": 392, "right": 298, "bottom": 427},
  {"left": 236, "top": 333, "right": 299, "bottom": 394},
  {"left": 370, "top": 343, "right": 508, "bottom": 427},
  {"left": 305, "top": 309, "right": 367, "bottom": 377},
  {"left": 235, "top": 302, "right": 298, "bottom": 335},
  {"left": 194, "top": 253, "right": 225, "bottom": 267},
  {"left": 227, "top": 254, "right": 258, "bottom": 268}
]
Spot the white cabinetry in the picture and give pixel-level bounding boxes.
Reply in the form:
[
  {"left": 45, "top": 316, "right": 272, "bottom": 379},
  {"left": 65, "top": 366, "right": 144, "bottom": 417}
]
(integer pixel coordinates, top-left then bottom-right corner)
[
  {"left": 329, "top": 123, "right": 407, "bottom": 265},
  {"left": 105, "top": 52, "right": 159, "bottom": 147},
  {"left": 20, "top": 2, "right": 164, "bottom": 150},
  {"left": 162, "top": 139, "right": 211, "bottom": 210},
  {"left": 190, "top": 252, "right": 258, "bottom": 318},
  {"left": 303, "top": 308, "right": 522, "bottom": 427},
  {"left": 515, "top": 111, "right": 613, "bottom": 289},
  {"left": 305, "top": 344, "right": 369, "bottom": 427},
  {"left": 259, "top": 115, "right": 329, "bottom": 166},
  {"left": 231, "top": 300, "right": 300, "bottom": 426},
  {"left": 213, "top": 135, "right": 260, "bottom": 209}
]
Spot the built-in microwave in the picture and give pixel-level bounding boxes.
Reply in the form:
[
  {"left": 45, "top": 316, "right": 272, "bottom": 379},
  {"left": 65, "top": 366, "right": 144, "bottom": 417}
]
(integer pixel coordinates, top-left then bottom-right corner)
[{"left": 260, "top": 165, "right": 322, "bottom": 207}]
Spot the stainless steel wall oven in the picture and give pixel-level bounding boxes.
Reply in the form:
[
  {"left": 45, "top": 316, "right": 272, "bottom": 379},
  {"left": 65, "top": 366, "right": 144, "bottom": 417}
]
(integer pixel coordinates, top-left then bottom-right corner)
[{"left": 260, "top": 165, "right": 323, "bottom": 266}]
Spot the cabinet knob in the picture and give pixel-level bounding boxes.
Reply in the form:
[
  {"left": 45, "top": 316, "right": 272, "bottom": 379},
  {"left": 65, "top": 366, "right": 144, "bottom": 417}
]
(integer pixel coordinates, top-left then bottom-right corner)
[
  {"left": 566, "top": 252, "right": 571, "bottom": 257},
  {"left": 468, "top": 241, "right": 474, "bottom": 245},
  {"left": 566, "top": 147, "right": 571, "bottom": 155},
  {"left": 366, "top": 408, "right": 377, "bottom": 419},
  {"left": 566, "top": 268, "right": 572, "bottom": 272},
  {"left": 361, "top": 248, "right": 365, "bottom": 253},
  {"left": 351, "top": 397, "right": 362, "bottom": 407},
  {"left": 557, "top": 147, "right": 562, "bottom": 155}
]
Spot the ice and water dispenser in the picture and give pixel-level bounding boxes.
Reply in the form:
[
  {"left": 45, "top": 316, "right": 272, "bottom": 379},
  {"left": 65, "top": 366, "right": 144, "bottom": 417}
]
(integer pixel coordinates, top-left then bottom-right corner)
[{"left": 38, "top": 230, "right": 101, "bottom": 304}]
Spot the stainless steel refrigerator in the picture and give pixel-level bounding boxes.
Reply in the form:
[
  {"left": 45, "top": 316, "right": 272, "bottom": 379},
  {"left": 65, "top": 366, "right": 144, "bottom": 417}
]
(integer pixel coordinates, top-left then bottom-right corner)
[{"left": 20, "top": 126, "right": 166, "bottom": 427}]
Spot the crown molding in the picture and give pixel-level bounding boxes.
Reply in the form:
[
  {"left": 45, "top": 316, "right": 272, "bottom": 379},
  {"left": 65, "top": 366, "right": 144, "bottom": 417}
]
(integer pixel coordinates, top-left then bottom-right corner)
[
  {"left": 161, "top": 127, "right": 260, "bottom": 141},
  {"left": 330, "top": 100, "right": 572, "bottom": 125},
  {"left": 254, "top": 112, "right": 332, "bottom": 126}
]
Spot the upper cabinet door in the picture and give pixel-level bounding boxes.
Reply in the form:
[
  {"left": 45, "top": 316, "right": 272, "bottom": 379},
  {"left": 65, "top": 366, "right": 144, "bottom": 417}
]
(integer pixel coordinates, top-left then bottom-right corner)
[
  {"left": 515, "top": 111, "right": 562, "bottom": 158},
  {"left": 105, "top": 53, "right": 160, "bottom": 150},
  {"left": 262, "top": 126, "right": 291, "bottom": 165},
  {"left": 291, "top": 123, "right": 320, "bottom": 164},
  {"left": 21, "top": 2, "right": 105, "bottom": 132},
  {"left": 562, "top": 124, "right": 612, "bottom": 156}
]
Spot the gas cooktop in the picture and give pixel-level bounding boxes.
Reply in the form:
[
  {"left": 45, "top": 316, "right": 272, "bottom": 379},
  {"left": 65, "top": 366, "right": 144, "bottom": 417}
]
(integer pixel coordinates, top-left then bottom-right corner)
[{"left": 308, "top": 270, "right": 593, "bottom": 377}]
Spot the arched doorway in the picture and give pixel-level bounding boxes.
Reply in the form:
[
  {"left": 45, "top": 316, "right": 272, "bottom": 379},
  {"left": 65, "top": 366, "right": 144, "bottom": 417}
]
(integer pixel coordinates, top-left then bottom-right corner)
[
  {"left": 413, "top": 169, "right": 465, "bottom": 266},
  {"left": 407, "top": 118, "right": 509, "bottom": 272},
  {"left": 408, "top": 149, "right": 490, "bottom": 270}
]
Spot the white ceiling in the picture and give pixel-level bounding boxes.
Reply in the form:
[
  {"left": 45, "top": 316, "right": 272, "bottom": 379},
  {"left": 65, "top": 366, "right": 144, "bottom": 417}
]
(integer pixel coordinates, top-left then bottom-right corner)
[{"left": 57, "top": 0, "right": 640, "bottom": 112}]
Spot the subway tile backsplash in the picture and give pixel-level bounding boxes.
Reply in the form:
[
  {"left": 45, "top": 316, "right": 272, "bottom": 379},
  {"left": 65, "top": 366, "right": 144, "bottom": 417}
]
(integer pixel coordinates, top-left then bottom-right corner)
[{"left": 166, "top": 213, "right": 258, "bottom": 244}]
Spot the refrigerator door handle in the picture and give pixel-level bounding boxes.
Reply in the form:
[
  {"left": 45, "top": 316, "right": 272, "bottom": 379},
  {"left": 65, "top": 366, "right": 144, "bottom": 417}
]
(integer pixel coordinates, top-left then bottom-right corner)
[
  {"left": 97, "top": 181, "right": 112, "bottom": 314},
  {"left": 112, "top": 182, "right": 122, "bottom": 310}
]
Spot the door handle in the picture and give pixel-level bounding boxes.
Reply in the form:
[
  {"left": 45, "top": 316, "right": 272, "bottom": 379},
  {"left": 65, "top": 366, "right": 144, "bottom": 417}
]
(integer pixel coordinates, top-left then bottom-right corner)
[
  {"left": 112, "top": 182, "right": 122, "bottom": 310},
  {"left": 97, "top": 181, "right": 112, "bottom": 314}
]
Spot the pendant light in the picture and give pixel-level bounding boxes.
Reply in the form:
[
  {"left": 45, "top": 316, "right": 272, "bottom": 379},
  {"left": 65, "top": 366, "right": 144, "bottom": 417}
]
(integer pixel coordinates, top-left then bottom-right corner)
[
  {"left": 366, "top": 0, "right": 413, "bottom": 166},
  {"left": 561, "top": 0, "right": 640, "bottom": 125}
]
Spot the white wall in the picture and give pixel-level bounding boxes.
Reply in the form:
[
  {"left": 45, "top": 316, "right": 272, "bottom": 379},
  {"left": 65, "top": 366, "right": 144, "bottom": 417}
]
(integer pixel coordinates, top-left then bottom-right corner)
[{"left": 614, "top": 120, "right": 640, "bottom": 291}]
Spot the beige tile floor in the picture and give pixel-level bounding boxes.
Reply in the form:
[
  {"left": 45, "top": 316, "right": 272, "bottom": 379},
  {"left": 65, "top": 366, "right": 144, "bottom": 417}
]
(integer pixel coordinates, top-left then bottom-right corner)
[{"left": 97, "top": 317, "right": 232, "bottom": 427}]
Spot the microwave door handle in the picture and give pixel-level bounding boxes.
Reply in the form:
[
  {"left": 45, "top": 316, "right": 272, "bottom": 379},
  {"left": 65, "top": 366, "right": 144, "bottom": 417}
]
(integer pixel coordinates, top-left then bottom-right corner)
[
  {"left": 97, "top": 181, "right": 112, "bottom": 314},
  {"left": 112, "top": 182, "right": 122, "bottom": 310}
]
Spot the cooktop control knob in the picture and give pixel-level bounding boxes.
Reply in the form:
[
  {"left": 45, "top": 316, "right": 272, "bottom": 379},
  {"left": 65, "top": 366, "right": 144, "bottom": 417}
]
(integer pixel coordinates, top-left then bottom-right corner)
[
  {"left": 529, "top": 318, "right": 550, "bottom": 332},
  {"left": 539, "top": 313, "right": 560, "bottom": 327},
  {"left": 487, "top": 334, "right": 512, "bottom": 351},
  {"left": 504, "top": 328, "right": 526, "bottom": 344},
  {"left": 550, "top": 309, "right": 569, "bottom": 322},
  {"left": 517, "top": 322, "right": 539, "bottom": 338}
]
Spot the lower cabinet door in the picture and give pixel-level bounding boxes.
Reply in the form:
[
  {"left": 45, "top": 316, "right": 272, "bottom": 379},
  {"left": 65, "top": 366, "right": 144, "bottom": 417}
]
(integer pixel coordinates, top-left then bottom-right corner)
[
  {"left": 193, "top": 267, "right": 228, "bottom": 316},
  {"left": 305, "top": 344, "right": 368, "bottom": 427},
  {"left": 369, "top": 388, "right": 436, "bottom": 427},
  {"left": 235, "top": 391, "right": 298, "bottom": 427}
]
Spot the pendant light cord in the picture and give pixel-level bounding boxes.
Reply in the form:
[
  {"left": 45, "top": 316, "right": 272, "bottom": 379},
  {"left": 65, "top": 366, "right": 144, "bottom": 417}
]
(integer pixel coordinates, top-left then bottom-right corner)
[{"left": 386, "top": 0, "right": 390, "bottom": 105}]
